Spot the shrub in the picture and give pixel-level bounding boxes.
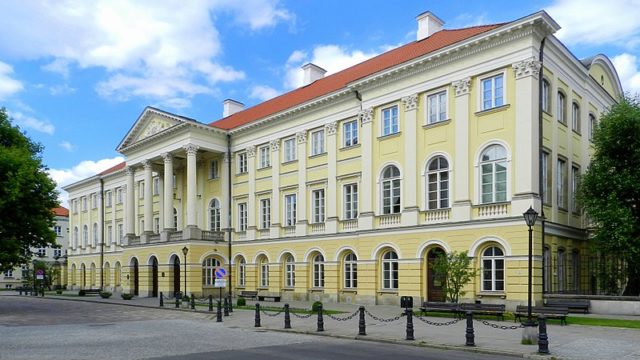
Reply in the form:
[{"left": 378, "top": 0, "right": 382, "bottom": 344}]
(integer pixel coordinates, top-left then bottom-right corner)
[
  {"left": 182, "top": 294, "right": 190, "bottom": 303},
  {"left": 236, "top": 297, "right": 246, "bottom": 306},
  {"left": 312, "top": 301, "right": 323, "bottom": 312},
  {"left": 121, "top": 293, "right": 133, "bottom": 300},
  {"left": 78, "top": 290, "right": 86, "bottom": 296},
  {"left": 55, "top": 289, "right": 63, "bottom": 295},
  {"left": 99, "top": 291, "right": 112, "bottom": 299}
]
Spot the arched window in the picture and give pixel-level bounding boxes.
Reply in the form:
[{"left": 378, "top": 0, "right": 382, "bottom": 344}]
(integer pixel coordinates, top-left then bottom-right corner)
[
  {"left": 71, "top": 264, "right": 76, "bottom": 285},
  {"left": 480, "top": 145, "right": 507, "bottom": 203},
  {"left": 73, "top": 227, "right": 78, "bottom": 249},
  {"left": 481, "top": 246, "right": 504, "bottom": 291},
  {"left": 426, "top": 156, "right": 449, "bottom": 209},
  {"left": 104, "top": 262, "right": 111, "bottom": 286},
  {"left": 92, "top": 223, "right": 98, "bottom": 247},
  {"left": 572, "top": 102, "right": 581, "bottom": 133},
  {"left": 557, "top": 91, "right": 567, "bottom": 124},
  {"left": 90, "top": 263, "right": 96, "bottom": 286},
  {"left": 237, "top": 257, "right": 246, "bottom": 286},
  {"left": 588, "top": 114, "right": 597, "bottom": 141},
  {"left": 202, "top": 256, "right": 221, "bottom": 286},
  {"left": 312, "top": 254, "right": 324, "bottom": 288},
  {"left": 259, "top": 257, "right": 269, "bottom": 287},
  {"left": 344, "top": 253, "right": 357, "bottom": 289},
  {"left": 114, "top": 262, "right": 121, "bottom": 286},
  {"left": 173, "top": 208, "right": 178, "bottom": 230},
  {"left": 285, "top": 255, "right": 295, "bottom": 288},
  {"left": 209, "top": 199, "right": 221, "bottom": 231},
  {"left": 381, "top": 166, "right": 401, "bottom": 214},
  {"left": 382, "top": 250, "right": 398, "bottom": 289},
  {"left": 82, "top": 225, "right": 88, "bottom": 248},
  {"left": 542, "top": 79, "right": 551, "bottom": 113}
]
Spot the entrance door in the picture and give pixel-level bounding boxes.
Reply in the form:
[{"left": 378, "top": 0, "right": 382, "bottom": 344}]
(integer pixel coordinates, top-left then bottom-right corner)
[
  {"left": 427, "top": 248, "right": 445, "bottom": 302},
  {"left": 173, "top": 258, "right": 180, "bottom": 297},
  {"left": 151, "top": 257, "right": 158, "bottom": 298},
  {"left": 131, "top": 258, "right": 139, "bottom": 296}
]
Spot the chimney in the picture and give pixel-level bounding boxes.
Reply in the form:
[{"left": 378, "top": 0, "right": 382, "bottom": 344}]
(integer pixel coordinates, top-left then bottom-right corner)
[
  {"left": 416, "top": 11, "right": 444, "bottom": 41},
  {"left": 301, "top": 63, "right": 327, "bottom": 86},
  {"left": 223, "top": 99, "right": 244, "bottom": 117}
]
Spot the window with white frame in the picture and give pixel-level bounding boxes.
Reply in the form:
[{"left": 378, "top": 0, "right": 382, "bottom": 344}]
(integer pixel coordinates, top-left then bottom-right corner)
[
  {"left": 91, "top": 193, "right": 97, "bottom": 209},
  {"left": 139, "top": 181, "right": 145, "bottom": 199},
  {"left": 344, "top": 253, "right": 357, "bottom": 288},
  {"left": 571, "top": 165, "right": 580, "bottom": 213},
  {"left": 82, "top": 197, "right": 87, "bottom": 211},
  {"left": 426, "top": 156, "right": 449, "bottom": 209},
  {"left": 382, "top": 250, "right": 399, "bottom": 290},
  {"left": 238, "top": 202, "right": 247, "bottom": 231},
  {"left": 482, "top": 246, "right": 504, "bottom": 291},
  {"left": 480, "top": 145, "right": 507, "bottom": 203},
  {"left": 285, "top": 194, "right": 297, "bottom": 226},
  {"left": 82, "top": 225, "right": 88, "bottom": 247},
  {"left": 572, "top": 102, "right": 581, "bottom": 133},
  {"left": 557, "top": 158, "right": 567, "bottom": 209},
  {"left": 343, "top": 120, "right": 358, "bottom": 147},
  {"left": 427, "top": 91, "right": 447, "bottom": 124},
  {"left": 260, "top": 199, "right": 271, "bottom": 229},
  {"left": 311, "top": 129, "right": 325, "bottom": 156},
  {"left": 4, "top": 270, "right": 13, "bottom": 278},
  {"left": 209, "top": 159, "right": 219, "bottom": 179},
  {"left": 260, "top": 258, "right": 269, "bottom": 287},
  {"left": 481, "top": 73, "right": 504, "bottom": 110},
  {"left": 259, "top": 146, "right": 270, "bottom": 168},
  {"left": 173, "top": 208, "right": 178, "bottom": 229},
  {"left": 154, "top": 217, "right": 160, "bottom": 233},
  {"left": 116, "top": 188, "right": 123, "bottom": 204},
  {"left": 117, "top": 223, "right": 123, "bottom": 244},
  {"left": 285, "top": 255, "right": 295, "bottom": 287},
  {"left": 92, "top": 223, "right": 98, "bottom": 246},
  {"left": 73, "top": 199, "right": 78, "bottom": 213},
  {"left": 312, "top": 189, "right": 325, "bottom": 223},
  {"left": 209, "top": 199, "right": 221, "bottom": 231},
  {"left": 312, "top": 254, "right": 325, "bottom": 288},
  {"left": 153, "top": 177, "right": 160, "bottom": 195},
  {"left": 542, "top": 79, "right": 551, "bottom": 113},
  {"left": 589, "top": 114, "right": 596, "bottom": 141},
  {"left": 73, "top": 227, "right": 78, "bottom": 249},
  {"left": 237, "top": 152, "right": 247, "bottom": 174},
  {"left": 382, "top": 105, "right": 399, "bottom": 136},
  {"left": 572, "top": 250, "right": 580, "bottom": 292},
  {"left": 107, "top": 225, "right": 113, "bottom": 245},
  {"left": 53, "top": 248, "right": 62, "bottom": 258},
  {"left": 54, "top": 226, "right": 62, "bottom": 236},
  {"left": 557, "top": 249, "right": 566, "bottom": 292},
  {"left": 541, "top": 151, "right": 551, "bottom": 204},
  {"left": 106, "top": 191, "right": 112, "bottom": 207},
  {"left": 237, "top": 257, "right": 246, "bottom": 286},
  {"left": 37, "top": 247, "right": 46, "bottom": 257},
  {"left": 202, "top": 256, "right": 221, "bottom": 286},
  {"left": 283, "top": 137, "right": 296, "bottom": 162},
  {"left": 139, "top": 219, "right": 144, "bottom": 235},
  {"left": 381, "top": 165, "right": 401, "bottom": 214},
  {"left": 557, "top": 91, "right": 566, "bottom": 124},
  {"left": 344, "top": 183, "right": 358, "bottom": 220}
]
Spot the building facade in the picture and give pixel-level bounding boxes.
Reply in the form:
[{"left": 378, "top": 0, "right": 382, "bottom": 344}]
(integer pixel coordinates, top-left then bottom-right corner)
[{"left": 63, "top": 10, "right": 621, "bottom": 308}]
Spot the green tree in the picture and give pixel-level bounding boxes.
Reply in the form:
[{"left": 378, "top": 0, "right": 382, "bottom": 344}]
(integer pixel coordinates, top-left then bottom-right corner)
[
  {"left": 578, "top": 96, "right": 640, "bottom": 296},
  {"left": 431, "top": 251, "right": 476, "bottom": 303},
  {"left": 0, "top": 108, "right": 59, "bottom": 272}
]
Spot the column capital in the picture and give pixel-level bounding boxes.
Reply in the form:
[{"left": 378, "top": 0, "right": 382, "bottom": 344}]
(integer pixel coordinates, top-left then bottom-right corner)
[
  {"left": 402, "top": 94, "right": 418, "bottom": 112},
  {"left": 270, "top": 139, "right": 280, "bottom": 152},
  {"left": 246, "top": 145, "right": 256, "bottom": 158},
  {"left": 325, "top": 121, "right": 337, "bottom": 136},
  {"left": 183, "top": 144, "right": 199, "bottom": 156},
  {"left": 161, "top": 152, "right": 172, "bottom": 163},
  {"left": 142, "top": 159, "right": 152, "bottom": 170},
  {"left": 452, "top": 77, "right": 471, "bottom": 97},
  {"left": 512, "top": 57, "right": 542, "bottom": 80},
  {"left": 296, "top": 131, "right": 307, "bottom": 144},
  {"left": 125, "top": 166, "right": 134, "bottom": 176},
  {"left": 359, "top": 107, "right": 373, "bottom": 125}
]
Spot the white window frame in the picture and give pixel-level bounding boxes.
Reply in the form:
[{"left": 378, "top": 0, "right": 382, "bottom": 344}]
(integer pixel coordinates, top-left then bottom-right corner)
[
  {"left": 209, "top": 199, "right": 221, "bottom": 231},
  {"left": 311, "top": 129, "right": 325, "bottom": 156},
  {"left": 37, "top": 247, "right": 46, "bottom": 257},
  {"left": 557, "top": 91, "right": 567, "bottom": 124},
  {"left": 380, "top": 165, "right": 401, "bottom": 214},
  {"left": 283, "top": 137, "right": 296, "bottom": 162},
  {"left": 571, "top": 165, "right": 580, "bottom": 213},
  {"left": 237, "top": 152, "right": 247, "bottom": 174},
  {"left": 572, "top": 101, "right": 581, "bottom": 133},
  {"left": 82, "top": 225, "right": 88, "bottom": 247},
  {"left": 105, "top": 191, "right": 112, "bottom": 207},
  {"left": 542, "top": 79, "right": 551, "bottom": 113},
  {"left": 92, "top": 223, "right": 98, "bottom": 246},
  {"left": 479, "top": 144, "right": 508, "bottom": 204},
  {"left": 209, "top": 159, "right": 219, "bottom": 179},
  {"left": 54, "top": 226, "right": 62, "bottom": 236},
  {"left": 139, "top": 181, "right": 145, "bottom": 199},
  {"left": 343, "top": 120, "right": 358, "bottom": 147},
  {"left": 82, "top": 197, "right": 87, "bottom": 211},
  {"left": 153, "top": 217, "right": 160, "bottom": 233},
  {"left": 117, "top": 223, "right": 123, "bottom": 244},
  {"left": 53, "top": 248, "right": 62, "bottom": 258},
  {"left": 343, "top": 183, "right": 358, "bottom": 220},
  {"left": 481, "top": 246, "right": 505, "bottom": 292},
  {"left": 152, "top": 177, "right": 159, "bottom": 196},
  {"left": 238, "top": 202, "right": 247, "bottom": 231},
  {"left": 237, "top": 258, "right": 246, "bottom": 286},
  {"left": 259, "top": 146, "right": 270, "bottom": 169},
  {"left": 312, "top": 254, "right": 325, "bottom": 288},
  {"left": 480, "top": 72, "right": 505, "bottom": 111},
  {"left": 541, "top": 151, "right": 551, "bottom": 204},
  {"left": 557, "top": 158, "right": 567, "bottom": 209},
  {"left": 260, "top": 198, "right": 271, "bottom": 229},
  {"left": 426, "top": 89, "right": 447, "bottom": 124},
  {"left": 284, "top": 194, "right": 297, "bottom": 227},
  {"left": 426, "top": 156, "right": 450, "bottom": 209},
  {"left": 91, "top": 193, "right": 97, "bottom": 209},
  {"left": 107, "top": 225, "right": 113, "bottom": 245},
  {"left": 260, "top": 259, "right": 269, "bottom": 287},
  {"left": 382, "top": 250, "right": 398, "bottom": 290},
  {"left": 312, "top": 189, "right": 325, "bottom": 223},
  {"left": 344, "top": 253, "right": 357, "bottom": 289},
  {"left": 202, "top": 256, "right": 221, "bottom": 286},
  {"left": 588, "top": 114, "right": 597, "bottom": 141},
  {"left": 116, "top": 188, "right": 123, "bottom": 204},
  {"left": 381, "top": 105, "right": 399, "bottom": 136},
  {"left": 285, "top": 255, "right": 295, "bottom": 288}
]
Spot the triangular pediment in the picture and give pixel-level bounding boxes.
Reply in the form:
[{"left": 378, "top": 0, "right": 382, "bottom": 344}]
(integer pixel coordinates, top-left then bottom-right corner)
[{"left": 117, "top": 107, "right": 194, "bottom": 152}]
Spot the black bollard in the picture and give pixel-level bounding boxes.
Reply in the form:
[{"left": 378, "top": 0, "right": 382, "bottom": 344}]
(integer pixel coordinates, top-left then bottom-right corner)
[
  {"left": 405, "top": 309, "right": 415, "bottom": 340},
  {"left": 284, "top": 303, "right": 291, "bottom": 329},
  {"left": 228, "top": 294, "right": 233, "bottom": 313},
  {"left": 216, "top": 300, "right": 223, "bottom": 322},
  {"left": 208, "top": 295, "right": 213, "bottom": 312},
  {"left": 358, "top": 306, "right": 366, "bottom": 336},
  {"left": 19, "top": 289, "right": 22, "bottom": 296},
  {"left": 538, "top": 315, "right": 549, "bottom": 354},
  {"left": 191, "top": 293, "right": 195, "bottom": 310},
  {"left": 159, "top": 292, "right": 164, "bottom": 307},
  {"left": 317, "top": 304, "right": 324, "bottom": 332},
  {"left": 465, "top": 311, "right": 475, "bottom": 346},
  {"left": 175, "top": 297, "right": 180, "bottom": 308},
  {"left": 41, "top": 288, "right": 44, "bottom": 297},
  {"left": 223, "top": 296, "right": 230, "bottom": 316},
  {"left": 255, "top": 303, "right": 261, "bottom": 327}
]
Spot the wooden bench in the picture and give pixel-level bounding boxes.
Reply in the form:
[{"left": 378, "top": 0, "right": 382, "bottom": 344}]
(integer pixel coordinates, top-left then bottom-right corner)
[
  {"left": 460, "top": 303, "right": 506, "bottom": 321},
  {"left": 419, "top": 302, "right": 461, "bottom": 316},
  {"left": 238, "top": 291, "right": 258, "bottom": 300},
  {"left": 258, "top": 294, "right": 281, "bottom": 302},
  {"left": 545, "top": 298, "right": 590, "bottom": 314},
  {"left": 514, "top": 305, "right": 569, "bottom": 325},
  {"left": 81, "top": 289, "right": 102, "bottom": 295}
]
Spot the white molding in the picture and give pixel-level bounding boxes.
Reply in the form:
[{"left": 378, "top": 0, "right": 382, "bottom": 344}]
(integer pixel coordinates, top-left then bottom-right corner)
[
  {"left": 468, "top": 235, "right": 512, "bottom": 257},
  {"left": 415, "top": 239, "right": 452, "bottom": 258},
  {"left": 371, "top": 242, "right": 402, "bottom": 259}
]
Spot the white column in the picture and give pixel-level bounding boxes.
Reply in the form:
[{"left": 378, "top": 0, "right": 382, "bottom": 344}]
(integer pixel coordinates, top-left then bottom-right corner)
[
  {"left": 162, "top": 152, "right": 174, "bottom": 230},
  {"left": 125, "top": 166, "right": 135, "bottom": 235},
  {"left": 451, "top": 78, "right": 472, "bottom": 222},
  {"left": 270, "top": 140, "right": 281, "bottom": 238},
  {"left": 246, "top": 145, "right": 257, "bottom": 239},
  {"left": 221, "top": 153, "right": 230, "bottom": 230},
  {"left": 97, "top": 192, "right": 104, "bottom": 247},
  {"left": 296, "top": 131, "right": 307, "bottom": 236},
  {"left": 143, "top": 160, "right": 153, "bottom": 233},
  {"left": 359, "top": 108, "right": 374, "bottom": 230},
  {"left": 402, "top": 94, "right": 419, "bottom": 226},
  {"left": 183, "top": 144, "right": 199, "bottom": 227},
  {"left": 325, "top": 122, "right": 338, "bottom": 233}
]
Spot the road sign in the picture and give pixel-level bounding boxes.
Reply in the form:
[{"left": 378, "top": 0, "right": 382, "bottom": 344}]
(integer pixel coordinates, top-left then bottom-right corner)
[
  {"left": 214, "top": 267, "right": 227, "bottom": 279},
  {"left": 36, "top": 269, "right": 44, "bottom": 280},
  {"left": 214, "top": 278, "right": 227, "bottom": 288}
]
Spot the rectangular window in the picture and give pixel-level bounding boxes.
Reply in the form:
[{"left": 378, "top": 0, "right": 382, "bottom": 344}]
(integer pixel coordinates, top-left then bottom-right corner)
[
  {"left": 311, "top": 129, "right": 325, "bottom": 156},
  {"left": 54, "top": 226, "right": 62, "bottom": 236},
  {"left": 238, "top": 262, "right": 246, "bottom": 286},
  {"left": 105, "top": 191, "right": 112, "bottom": 207},
  {"left": 116, "top": 188, "right": 123, "bottom": 204},
  {"left": 589, "top": 114, "right": 596, "bottom": 141},
  {"left": 259, "top": 146, "right": 270, "bottom": 168},
  {"left": 153, "top": 177, "right": 159, "bottom": 195},
  {"left": 82, "top": 197, "right": 87, "bottom": 211},
  {"left": 542, "top": 79, "right": 550, "bottom": 113},
  {"left": 238, "top": 203, "right": 247, "bottom": 231},
  {"left": 481, "top": 74, "right": 504, "bottom": 110},
  {"left": 343, "top": 120, "right": 358, "bottom": 147},
  {"left": 237, "top": 152, "right": 247, "bottom": 174},
  {"left": 572, "top": 165, "right": 580, "bottom": 213},
  {"left": 154, "top": 217, "right": 160, "bottom": 233},
  {"left": 73, "top": 199, "right": 78, "bottom": 213},
  {"left": 53, "top": 248, "right": 62, "bottom": 258},
  {"left": 260, "top": 262, "right": 269, "bottom": 287},
  {"left": 4, "top": 270, "right": 13, "bottom": 278},
  {"left": 283, "top": 138, "right": 296, "bottom": 162},
  {"left": 139, "top": 181, "right": 145, "bottom": 199},
  {"left": 209, "top": 159, "right": 219, "bottom": 179},
  {"left": 572, "top": 102, "right": 581, "bottom": 133},
  {"left": 260, "top": 199, "right": 271, "bottom": 229},
  {"left": 107, "top": 225, "right": 113, "bottom": 245},
  {"left": 117, "top": 224, "right": 123, "bottom": 244},
  {"left": 344, "top": 184, "right": 358, "bottom": 220},
  {"left": 427, "top": 91, "right": 447, "bottom": 124},
  {"left": 37, "top": 248, "right": 46, "bottom": 257},
  {"left": 557, "top": 158, "right": 567, "bottom": 209},
  {"left": 382, "top": 105, "right": 399, "bottom": 136},
  {"left": 312, "top": 189, "right": 325, "bottom": 223},
  {"left": 285, "top": 194, "right": 297, "bottom": 226},
  {"left": 91, "top": 193, "right": 97, "bottom": 209},
  {"left": 557, "top": 92, "right": 566, "bottom": 124},
  {"left": 541, "top": 151, "right": 551, "bottom": 204}
]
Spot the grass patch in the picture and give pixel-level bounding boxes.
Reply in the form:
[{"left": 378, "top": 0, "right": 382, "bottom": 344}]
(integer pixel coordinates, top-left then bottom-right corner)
[{"left": 557, "top": 316, "right": 640, "bottom": 329}]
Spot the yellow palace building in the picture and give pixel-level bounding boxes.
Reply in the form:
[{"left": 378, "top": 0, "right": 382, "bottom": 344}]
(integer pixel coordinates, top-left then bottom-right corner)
[{"left": 63, "top": 10, "right": 621, "bottom": 308}]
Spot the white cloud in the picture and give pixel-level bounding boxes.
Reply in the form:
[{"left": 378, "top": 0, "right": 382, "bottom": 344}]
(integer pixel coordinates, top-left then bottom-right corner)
[
  {"left": 49, "top": 83, "right": 76, "bottom": 96},
  {"left": 612, "top": 53, "right": 640, "bottom": 96},
  {"left": 9, "top": 111, "right": 54, "bottom": 135},
  {"left": 59, "top": 141, "right": 74, "bottom": 152},
  {"left": 250, "top": 85, "right": 280, "bottom": 101},
  {"left": 0, "top": 61, "right": 23, "bottom": 99},
  {"left": 215, "top": 0, "right": 292, "bottom": 30},
  {"left": 48, "top": 156, "right": 125, "bottom": 205},
  {"left": 42, "top": 58, "right": 71, "bottom": 78},
  {"left": 546, "top": 0, "right": 640, "bottom": 47},
  {"left": 284, "top": 45, "right": 379, "bottom": 89}
]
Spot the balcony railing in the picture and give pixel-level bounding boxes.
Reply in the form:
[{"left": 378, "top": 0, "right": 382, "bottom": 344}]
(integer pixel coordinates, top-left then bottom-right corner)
[
  {"left": 341, "top": 219, "right": 358, "bottom": 231},
  {"left": 259, "top": 229, "right": 270, "bottom": 239},
  {"left": 284, "top": 226, "right": 296, "bottom": 236},
  {"left": 424, "top": 208, "right": 450, "bottom": 223},
  {"left": 169, "top": 231, "right": 182, "bottom": 241},
  {"left": 202, "top": 230, "right": 224, "bottom": 241},
  {"left": 476, "top": 202, "right": 510, "bottom": 218},
  {"left": 310, "top": 222, "right": 325, "bottom": 233},
  {"left": 378, "top": 213, "right": 401, "bottom": 227},
  {"left": 148, "top": 233, "right": 161, "bottom": 243}
]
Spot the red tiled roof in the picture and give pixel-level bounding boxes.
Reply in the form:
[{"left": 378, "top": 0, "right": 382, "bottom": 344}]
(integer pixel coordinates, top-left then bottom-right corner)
[
  {"left": 53, "top": 207, "right": 69, "bottom": 217},
  {"left": 99, "top": 161, "right": 126, "bottom": 175},
  {"left": 209, "top": 24, "right": 504, "bottom": 130}
]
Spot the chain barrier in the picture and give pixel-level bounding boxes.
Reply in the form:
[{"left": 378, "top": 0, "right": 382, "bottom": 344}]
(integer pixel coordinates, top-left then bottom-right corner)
[
  {"left": 364, "top": 309, "right": 402, "bottom": 323},
  {"left": 476, "top": 319, "right": 524, "bottom": 330},
  {"left": 260, "top": 307, "right": 285, "bottom": 317},
  {"left": 325, "top": 309, "right": 360, "bottom": 322},
  {"left": 414, "top": 315, "right": 463, "bottom": 326},
  {"left": 290, "top": 311, "right": 314, "bottom": 319}
]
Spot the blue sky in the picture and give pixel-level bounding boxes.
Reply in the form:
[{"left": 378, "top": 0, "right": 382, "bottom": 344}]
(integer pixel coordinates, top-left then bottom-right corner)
[{"left": 0, "top": 0, "right": 639, "bottom": 205}]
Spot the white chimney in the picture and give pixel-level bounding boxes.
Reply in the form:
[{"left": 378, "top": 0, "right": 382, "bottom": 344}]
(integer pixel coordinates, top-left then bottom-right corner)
[
  {"left": 223, "top": 99, "right": 244, "bottom": 117},
  {"left": 416, "top": 11, "right": 444, "bottom": 41},
  {"left": 301, "top": 63, "right": 327, "bottom": 86}
]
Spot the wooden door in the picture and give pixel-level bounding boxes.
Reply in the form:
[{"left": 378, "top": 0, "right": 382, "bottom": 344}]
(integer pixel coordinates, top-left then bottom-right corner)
[{"left": 427, "top": 248, "right": 445, "bottom": 302}]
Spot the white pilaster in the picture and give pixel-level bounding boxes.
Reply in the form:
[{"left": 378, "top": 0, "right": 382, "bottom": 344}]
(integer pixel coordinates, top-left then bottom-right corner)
[
  {"left": 97, "top": 192, "right": 104, "bottom": 248},
  {"left": 402, "top": 94, "right": 419, "bottom": 226},
  {"left": 359, "top": 108, "right": 374, "bottom": 230},
  {"left": 162, "top": 153, "right": 174, "bottom": 230},
  {"left": 184, "top": 144, "right": 199, "bottom": 227},
  {"left": 325, "top": 121, "right": 338, "bottom": 233},
  {"left": 296, "top": 131, "right": 307, "bottom": 236},
  {"left": 125, "top": 166, "right": 135, "bottom": 235},
  {"left": 451, "top": 78, "right": 472, "bottom": 222},
  {"left": 143, "top": 159, "right": 153, "bottom": 233},
  {"left": 246, "top": 145, "right": 257, "bottom": 240},
  {"left": 270, "top": 140, "right": 281, "bottom": 238},
  {"left": 221, "top": 153, "right": 230, "bottom": 230}
]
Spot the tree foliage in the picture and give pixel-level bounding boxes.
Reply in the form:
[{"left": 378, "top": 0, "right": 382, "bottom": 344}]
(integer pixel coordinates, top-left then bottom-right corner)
[
  {"left": 431, "top": 251, "right": 476, "bottom": 303},
  {"left": 577, "top": 96, "right": 640, "bottom": 295},
  {"left": 0, "top": 108, "right": 58, "bottom": 272}
]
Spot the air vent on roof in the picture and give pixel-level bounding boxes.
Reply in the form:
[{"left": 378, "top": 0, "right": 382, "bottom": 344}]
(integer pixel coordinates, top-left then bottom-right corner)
[
  {"left": 302, "top": 63, "right": 327, "bottom": 86},
  {"left": 416, "top": 11, "right": 444, "bottom": 41},
  {"left": 223, "top": 99, "right": 245, "bottom": 118}
]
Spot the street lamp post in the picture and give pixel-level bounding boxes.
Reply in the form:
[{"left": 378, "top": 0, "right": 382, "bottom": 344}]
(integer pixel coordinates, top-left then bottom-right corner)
[
  {"left": 523, "top": 206, "right": 539, "bottom": 326},
  {"left": 182, "top": 246, "right": 189, "bottom": 296}
]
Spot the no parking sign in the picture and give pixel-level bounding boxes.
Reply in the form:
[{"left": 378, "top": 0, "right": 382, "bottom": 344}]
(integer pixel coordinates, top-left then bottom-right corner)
[{"left": 214, "top": 267, "right": 227, "bottom": 288}]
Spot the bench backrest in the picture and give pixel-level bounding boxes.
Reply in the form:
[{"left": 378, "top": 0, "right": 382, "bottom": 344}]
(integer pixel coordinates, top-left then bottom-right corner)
[
  {"left": 241, "top": 291, "right": 258, "bottom": 296},
  {"left": 516, "top": 305, "right": 569, "bottom": 314},
  {"left": 546, "top": 298, "right": 589, "bottom": 306},
  {"left": 460, "top": 303, "right": 505, "bottom": 311},
  {"left": 422, "top": 302, "right": 459, "bottom": 309}
]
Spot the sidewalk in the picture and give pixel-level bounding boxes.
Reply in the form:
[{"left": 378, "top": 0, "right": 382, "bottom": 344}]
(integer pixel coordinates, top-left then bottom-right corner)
[{"left": 7, "top": 291, "right": 640, "bottom": 360}]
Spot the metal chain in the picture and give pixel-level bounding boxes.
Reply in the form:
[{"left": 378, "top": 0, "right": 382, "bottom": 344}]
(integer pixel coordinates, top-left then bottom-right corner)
[
  {"left": 290, "top": 311, "right": 314, "bottom": 319},
  {"left": 260, "top": 308, "right": 285, "bottom": 317},
  {"left": 325, "top": 309, "right": 360, "bottom": 322},
  {"left": 364, "top": 309, "right": 402, "bottom": 323},
  {"left": 477, "top": 319, "right": 524, "bottom": 330},
  {"left": 414, "top": 315, "right": 463, "bottom": 326}
]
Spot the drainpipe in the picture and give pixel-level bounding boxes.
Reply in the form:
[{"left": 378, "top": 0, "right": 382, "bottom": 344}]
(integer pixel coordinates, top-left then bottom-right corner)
[
  {"left": 538, "top": 37, "right": 547, "bottom": 295},
  {"left": 100, "top": 178, "right": 105, "bottom": 291},
  {"left": 227, "top": 134, "right": 233, "bottom": 298}
]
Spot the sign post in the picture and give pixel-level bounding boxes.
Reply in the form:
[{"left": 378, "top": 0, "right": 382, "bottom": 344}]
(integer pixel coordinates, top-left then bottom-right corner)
[{"left": 214, "top": 267, "right": 227, "bottom": 302}]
